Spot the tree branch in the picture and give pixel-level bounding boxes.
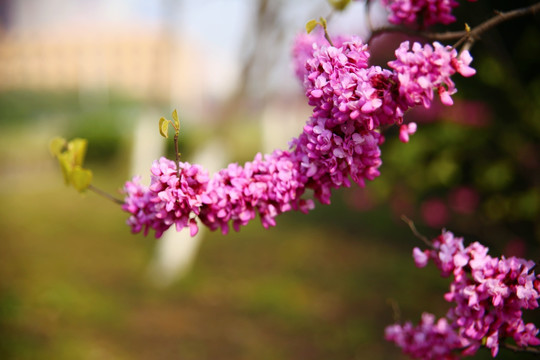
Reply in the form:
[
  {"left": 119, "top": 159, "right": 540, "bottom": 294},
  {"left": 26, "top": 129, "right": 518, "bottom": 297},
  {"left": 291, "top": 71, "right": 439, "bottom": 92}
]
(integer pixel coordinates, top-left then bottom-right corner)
[
  {"left": 88, "top": 184, "right": 124, "bottom": 205},
  {"left": 368, "top": 2, "right": 540, "bottom": 47},
  {"left": 503, "top": 342, "right": 540, "bottom": 356},
  {"left": 401, "top": 215, "right": 433, "bottom": 249}
]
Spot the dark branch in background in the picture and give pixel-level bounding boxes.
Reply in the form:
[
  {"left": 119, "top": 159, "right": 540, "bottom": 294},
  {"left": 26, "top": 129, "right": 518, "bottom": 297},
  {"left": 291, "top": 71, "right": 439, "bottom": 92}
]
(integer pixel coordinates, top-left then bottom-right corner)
[
  {"left": 386, "top": 298, "right": 401, "bottom": 322},
  {"left": 401, "top": 215, "right": 433, "bottom": 249},
  {"left": 503, "top": 343, "right": 540, "bottom": 355},
  {"left": 368, "top": 1, "right": 540, "bottom": 48}
]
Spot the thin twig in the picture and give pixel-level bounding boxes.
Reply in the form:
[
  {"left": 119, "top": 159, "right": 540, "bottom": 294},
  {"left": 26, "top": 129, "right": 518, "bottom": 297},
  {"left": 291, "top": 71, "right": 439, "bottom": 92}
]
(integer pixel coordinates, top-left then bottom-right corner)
[
  {"left": 88, "top": 184, "right": 124, "bottom": 205},
  {"left": 174, "top": 132, "right": 181, "bottom": 180},
  {"left": 386, "top": 298, "right": 401, "bottom": 322},
  {"left": 322, "top": 19, "right": 334, "bottom": 47},
  {"left": 503, "top": 342, "right": 540, "bottom": 355},
  {"left": 401, "top": 215, "right": 433, "bottom": 248},
  {"left": 466, "top": 2, "right": 540, "bottom": 44},
  {"left": 324, "top": 31, "right": 334, "bottom": 47},
  {"left": 368, "top": 26, "right": 465, "bottom": 45}
]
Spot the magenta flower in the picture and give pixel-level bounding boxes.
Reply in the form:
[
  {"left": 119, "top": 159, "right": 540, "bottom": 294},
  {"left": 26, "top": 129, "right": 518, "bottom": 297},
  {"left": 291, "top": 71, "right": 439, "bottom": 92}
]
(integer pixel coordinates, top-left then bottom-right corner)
[
  {"left": 385, "top": 312, "right": 466, "bottom": 359},
  {"left": 123, "top": 158, "right": 210, "bottom": 238},
  {"left": 381, "top": 0, "right": 476, "bottom": 28},
  {"left": 198, "top": 150, "right": 313, "bottom": 234},
  {"left": 399, "top": 122, "right": 417, "bottom": 142},
  {"left": 123, "top": 36, "right": 475, "bottom": 239},
  {"left": 389, "top": 41, "right": 475, "bottom": 108},
  {"left": 389, "top": 231, "right": 540, "bottom": 358}
]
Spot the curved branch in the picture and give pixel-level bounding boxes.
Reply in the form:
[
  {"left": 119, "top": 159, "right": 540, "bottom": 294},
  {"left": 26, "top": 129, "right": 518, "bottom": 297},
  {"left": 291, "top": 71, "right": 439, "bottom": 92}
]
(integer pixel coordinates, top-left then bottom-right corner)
[
  {"left": 368, "top": 26, "right": 464, "bottom": 44},
  {"left": 401, "top": 215, "right": 434, "bottom": 249},
  {"left": 368, "top": 2, "right": 540, "bottom": 46},
  {"left": 503, "top": 342, "right": 540, "bottom": 356}
]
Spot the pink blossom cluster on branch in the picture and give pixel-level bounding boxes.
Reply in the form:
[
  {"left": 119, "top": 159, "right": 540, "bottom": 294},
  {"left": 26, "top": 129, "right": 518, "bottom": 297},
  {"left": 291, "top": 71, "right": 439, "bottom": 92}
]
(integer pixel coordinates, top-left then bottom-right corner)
[
  {"left": 122, "top": 36, "right": 474, "bottom": 238},
  {"left": 386, "top": 231, "right": 540, "bottom": 359},
  {"left": 380, "top": 0, "right": 477, "bottom": 28}
]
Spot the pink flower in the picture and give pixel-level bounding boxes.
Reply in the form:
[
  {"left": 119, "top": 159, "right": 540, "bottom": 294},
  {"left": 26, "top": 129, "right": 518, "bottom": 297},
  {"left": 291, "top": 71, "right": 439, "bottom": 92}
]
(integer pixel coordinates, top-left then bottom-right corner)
[
  {"left": 413, "top": 247, "right": 429, "bottom": 267},
  {"left": 391, "top": 231, "right": 540, "bottom": 358},
  {"left": 199, "top": 150, "right": 313, "bottom": 234},
  {"left": 399, "top": 122, "right": 417, "bottom": 143},
  {"left": 389, "top": 41, "right": 475, "bottom": 108},
  {"left": 123, "top": 35, "right": 475, "bottom": 239},
  {"left": 122, "top": 158, "right": 210, "bottom": 238},
  {"left": 385, "top": 312, "right": 466, "bottom": 359},
  {"left": 381, "top": 0, "right": 476, "bottom": 28}
]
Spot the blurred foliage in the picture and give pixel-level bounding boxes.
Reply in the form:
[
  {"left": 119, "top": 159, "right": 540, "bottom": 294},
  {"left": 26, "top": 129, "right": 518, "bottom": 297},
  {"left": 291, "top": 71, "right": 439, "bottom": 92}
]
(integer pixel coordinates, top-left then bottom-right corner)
[
  {"left": 65, "top": 109, "right": 126, "bottom": 163},
  {"left": 0, "top": 90, "right": 154, "bottom": 163},
  {"left": 0, "top": 91, "right": 82, "bottom": 124}
]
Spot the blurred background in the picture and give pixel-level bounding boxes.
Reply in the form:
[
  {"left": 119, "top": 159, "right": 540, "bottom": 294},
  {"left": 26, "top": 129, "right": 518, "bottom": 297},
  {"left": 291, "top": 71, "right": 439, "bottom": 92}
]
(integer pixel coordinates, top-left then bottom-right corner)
[{"left": 0, "top": 0, "right": 538, "bottom": 359}]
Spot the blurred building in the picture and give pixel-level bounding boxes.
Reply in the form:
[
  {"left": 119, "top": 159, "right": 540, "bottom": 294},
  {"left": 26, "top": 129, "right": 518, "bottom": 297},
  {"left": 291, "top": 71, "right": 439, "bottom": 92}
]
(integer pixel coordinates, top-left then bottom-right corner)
[{"left": 0, "top": 0, "right": 241, "bottom": 114}]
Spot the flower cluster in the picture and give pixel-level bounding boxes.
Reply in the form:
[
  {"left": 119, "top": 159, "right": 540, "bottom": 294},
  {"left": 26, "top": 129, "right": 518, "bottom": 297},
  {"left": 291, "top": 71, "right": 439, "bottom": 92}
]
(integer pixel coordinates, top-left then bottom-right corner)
[
  {"left": 385, "top": 312, "right": 467, "bottom": 360},
  {"left": 123, "top": 36, "right": 475, "bottom": 238},
  {"left": 122, "top": 176, "right": 156, "bottom": 236},
  {"left": 292, "top": 31, "right": 328, "bottom": 81},
  {"left": 198, "top": 150, "right": 314, "bottom": 235},
  {"left": 301, "top": 36, "right": 407, "bottom": 130},
  {"left": 123, "top": 158, "right": 210, "bottom": 238},
  {"left": 388, "top": 41, "right": 476, "bottom": 108},
  {"left": 292, "top": 31, "right": 356, "bottom": 83},
  {"left": 291, "top": 123, "right": 382, "bottom": 204},
  {"left": 292, "top": 37, "right": 386, "bottom": 203},
  {"left": 381, "top": 0, "right": 476, "bottom": 28},
  {"left": 386, "top": 231, "right": 540, "bottom": 358}
]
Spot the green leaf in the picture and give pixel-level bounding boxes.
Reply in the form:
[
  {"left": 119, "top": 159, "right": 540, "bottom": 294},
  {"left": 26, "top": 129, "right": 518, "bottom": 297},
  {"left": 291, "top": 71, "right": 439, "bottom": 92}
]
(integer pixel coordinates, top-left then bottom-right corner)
[
  {"left": 57, "top": 152, "right": 73, "bottom": 185},
  {"left": 328, "top": 0, "right": 351, "bottom": 11},
  {"left": 159, "top": 117, "right": 169, "bottom": 138},
  {"left": 172, "top": 109, "right": 179, "bottom": 129},
  {"left": 319, "top": 17, "right": 327, "bottom": 29},
  {"left": 306, "top": 19, "right": 319, "bottom": 34},
  {"left": 49, "top": 137, "right": 66, "bottom": 157},
  {"left": 68, "top": 138, "right": 88, "bottom": 167},
  {"left": 71, "top": 166, "right": 93, "bottom": 192}
]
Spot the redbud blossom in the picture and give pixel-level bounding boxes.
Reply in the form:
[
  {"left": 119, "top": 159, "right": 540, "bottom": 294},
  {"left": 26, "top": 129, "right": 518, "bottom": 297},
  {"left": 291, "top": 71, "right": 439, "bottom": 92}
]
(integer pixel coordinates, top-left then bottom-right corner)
[
  {"left": 381, "top": 0, "right": 477, "bottom": 28},
  {"left": 399, "top": 122, "right": 417, "bottom": 143},
  {"left": 123, "top": 36, "right": 475, "bottom": 238},
  {"left": 389, "top": 41, "right": 476, "bottom": 109},
  {"left": 387, "top": 231, "right": 540, "bottom": 358}
]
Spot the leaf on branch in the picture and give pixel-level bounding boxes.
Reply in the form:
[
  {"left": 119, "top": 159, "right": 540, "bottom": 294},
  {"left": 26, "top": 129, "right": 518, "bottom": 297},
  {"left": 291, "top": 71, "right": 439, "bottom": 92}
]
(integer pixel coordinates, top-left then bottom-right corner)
[
  {"left": 306, "top": 19, "right": 319, "bottom": 34},
  {"left": 71, "top": 166, "right": 93, "bottom": 192},
  {"left": 51, "top": 137, "right": 92, "bottom": 190},
  {"left": 68, "top": 138, "right": 88, "bottom": 167},
  {"left": 57, "top": 152, "right": 73, "bottom": 185},
  {"left": 172, "top": 109, "right": 180, "bottom": 130},
  {"left": 49, "top": 137, "right": 67, "bottom": 157},
  {"left": 159, "top": 117, "right": 169, "bottom": 138},
  {"left": 328, "top": 0, "right": 351, "bottom": 11},
  {"left": 319, "top": 17, "right": 327, "bottom": 29}
]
